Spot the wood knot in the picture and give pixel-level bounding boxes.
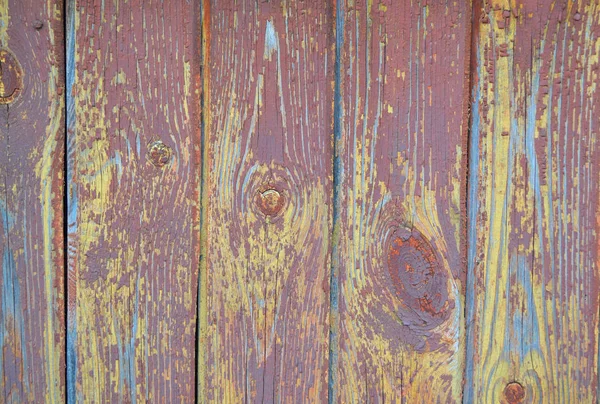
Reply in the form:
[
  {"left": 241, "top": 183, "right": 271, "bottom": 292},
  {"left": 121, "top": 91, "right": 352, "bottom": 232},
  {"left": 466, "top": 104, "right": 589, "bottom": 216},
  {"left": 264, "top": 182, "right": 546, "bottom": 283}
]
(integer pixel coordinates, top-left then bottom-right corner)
[
  {"left": 387, "top": 228, "right": 451, "bottom": 328},
  {"left": 504, "top": 382, "right": 525, "bottom": 403},
  {"left": 0, "top": 49, "right": 22, "bottom": 104},
  {"left": 255, "top": 188, "right": 285, "bottom": 216},
  {"left": 148, "top": 141, "right": 171, "bottom": 167}
]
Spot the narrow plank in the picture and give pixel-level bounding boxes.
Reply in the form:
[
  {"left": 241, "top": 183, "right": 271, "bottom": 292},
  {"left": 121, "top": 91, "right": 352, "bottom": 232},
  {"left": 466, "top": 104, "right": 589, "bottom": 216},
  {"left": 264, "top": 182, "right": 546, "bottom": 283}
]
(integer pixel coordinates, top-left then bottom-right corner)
[
  {"left": 0, "top": 0, "right": 65, "bottom": 402},
  {"left": 198, "top": 1, "right": 334, "bottom": 401},
  {"left": 69, "top": 0, "right": 201, "bottom": 401},
  {"left": 466, "top": 1, "right": 600, "bottom": 402},
  {"left": 331, "top": 0, "right": 471, "bottom": 401}
]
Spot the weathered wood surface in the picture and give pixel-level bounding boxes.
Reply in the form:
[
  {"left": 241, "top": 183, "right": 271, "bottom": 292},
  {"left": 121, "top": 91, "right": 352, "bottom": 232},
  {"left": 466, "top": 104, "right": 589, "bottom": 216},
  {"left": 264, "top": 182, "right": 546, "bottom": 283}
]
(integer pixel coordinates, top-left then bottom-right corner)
[
  {"left": 466, "top": 1, "right": 600, "bottom": 402},
  {"left": 0, "top": 0, "right": 65, "bottom": 402},
  {"left": 198, "top": 0, "right": 334, "bottom": 402},
  {"left": 3, "top": 0, "right": 600, "bottom": 402},
  {"left": 331, "top": 0, "right": 471, "bottom": 402},
  {"left": 68, "top": 0, "right": 201, "bottom": 402}
]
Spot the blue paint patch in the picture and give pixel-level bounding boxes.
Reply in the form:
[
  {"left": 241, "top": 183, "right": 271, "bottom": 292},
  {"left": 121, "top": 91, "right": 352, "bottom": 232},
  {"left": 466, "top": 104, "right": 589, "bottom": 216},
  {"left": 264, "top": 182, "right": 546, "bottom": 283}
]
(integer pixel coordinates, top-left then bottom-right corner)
[
  {"left": 464, "top": 40, "right": 482, "bottom": 404},
  {"left": 66, "top": 1, "right": 78, "bottom": 402},
  {"left": 115, "top": 289, "right": 139, "bottom": 404},
  {"left": 264, "top": 20, "right": 278, "bottom": 58},
  {"left": 328, "top": 1, "right": 344, "bottom": 402},
  {"left": 0, "top": 200, "right": 15, "bottom": 232},
  {"left": 516, "top": 255, "right": 541, "bottom": 359},
  {"left": 128, "top": 288, "right": 139, "bottom": 404},
  {"left": 1, "top": 246, "right": 29, "bottom": 395},
  {"left": 66, "top": 326, "right": 77, "bottom": 403}
]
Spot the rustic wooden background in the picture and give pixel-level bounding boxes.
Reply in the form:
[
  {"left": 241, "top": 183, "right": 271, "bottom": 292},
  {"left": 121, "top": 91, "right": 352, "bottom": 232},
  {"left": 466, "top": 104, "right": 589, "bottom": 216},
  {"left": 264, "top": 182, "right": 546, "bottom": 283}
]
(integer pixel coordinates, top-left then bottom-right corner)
[{"left": 0, "top": 0, "right": 599, "bottom": 402}]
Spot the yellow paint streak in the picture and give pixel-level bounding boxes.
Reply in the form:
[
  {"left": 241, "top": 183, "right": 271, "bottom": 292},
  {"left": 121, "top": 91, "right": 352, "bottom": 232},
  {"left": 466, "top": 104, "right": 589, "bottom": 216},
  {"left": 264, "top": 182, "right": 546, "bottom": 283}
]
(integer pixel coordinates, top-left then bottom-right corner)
[
  {"left": 37, "top": 12, "right": 64, "bottom": 401},
  {"left": 0, "top": 0, "right": 8, "bottom": 47},
  {"left": 471, "top": 3, "right": 600, "bottom": 402},
  {"left": 197, "top": 0, "right": 211, "bottom": 401}
]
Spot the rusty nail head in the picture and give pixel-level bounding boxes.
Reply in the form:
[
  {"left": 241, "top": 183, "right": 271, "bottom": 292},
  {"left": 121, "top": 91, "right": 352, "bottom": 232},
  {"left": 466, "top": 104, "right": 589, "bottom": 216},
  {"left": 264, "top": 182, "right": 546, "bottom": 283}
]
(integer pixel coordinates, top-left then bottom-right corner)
[
  {"left": 148, "top": 141, "right": 171, "bottom": 167},
  {"left": 256, "top": 188, "right": 285, "bottom": 216},
  {"left": 504, "top": 382, "right": 525, "bottom": 403}
]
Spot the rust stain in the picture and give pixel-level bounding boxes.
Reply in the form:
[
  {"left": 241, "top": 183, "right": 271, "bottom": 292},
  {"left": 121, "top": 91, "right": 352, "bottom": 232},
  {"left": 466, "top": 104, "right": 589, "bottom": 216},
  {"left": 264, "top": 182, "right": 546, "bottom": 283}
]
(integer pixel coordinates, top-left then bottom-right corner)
[{"left": 387, "top": 229, "right": 450, "bottom": 324}]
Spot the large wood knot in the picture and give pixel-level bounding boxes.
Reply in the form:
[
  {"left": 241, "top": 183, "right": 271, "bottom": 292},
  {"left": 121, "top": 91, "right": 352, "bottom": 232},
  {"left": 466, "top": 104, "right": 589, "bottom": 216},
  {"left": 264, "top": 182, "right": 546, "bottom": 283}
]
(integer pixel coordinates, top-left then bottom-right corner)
[
  {"left": 0, "top": 49, "right": 22, "bottom": 104},
  {"left": 387, "top": 228, "right": 451, "bottom": 329}
]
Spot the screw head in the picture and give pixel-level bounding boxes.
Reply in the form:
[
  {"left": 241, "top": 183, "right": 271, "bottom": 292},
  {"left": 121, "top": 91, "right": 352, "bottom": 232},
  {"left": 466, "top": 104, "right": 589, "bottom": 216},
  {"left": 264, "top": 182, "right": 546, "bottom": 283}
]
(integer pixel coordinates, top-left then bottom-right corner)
[
  {"left": 148, "top": 141, "right": 171, "bottom": 167},
  {"left": 33, "top": 20, "right": 44, "bottom": 30}
]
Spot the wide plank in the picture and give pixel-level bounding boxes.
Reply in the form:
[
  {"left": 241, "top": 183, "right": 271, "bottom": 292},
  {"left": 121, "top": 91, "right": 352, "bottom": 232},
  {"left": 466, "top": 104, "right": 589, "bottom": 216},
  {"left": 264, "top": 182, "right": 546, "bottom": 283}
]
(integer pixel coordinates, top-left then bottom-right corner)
[
  {"left": 198, "top": 0, "right": 334, "bottom": 401},
  {"left": 68, "top": 0, "right": 201, "bottom": 401},
  {"left": 0, "top": 0, "right": 65, "bottom": 402},
  {"left": 466, "top": 1, "right": 600, "bottom": 402},
  {"left": 331, "top": 0, "right": 471, "bottom": 401}
]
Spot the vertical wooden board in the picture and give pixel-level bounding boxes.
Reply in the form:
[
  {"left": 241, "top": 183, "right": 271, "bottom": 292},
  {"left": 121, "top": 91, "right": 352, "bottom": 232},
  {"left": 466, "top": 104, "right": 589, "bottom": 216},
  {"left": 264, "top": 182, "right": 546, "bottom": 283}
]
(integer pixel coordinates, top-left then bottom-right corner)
[
  {"left": 69, "top": 0, "right": 201, "bottom": 401},
  {"left": 331, "top": 0, "right": 471, "bottom": 402},
  {"left": 466, "top": 1, "right": 600, "bottom": 402},
  {"left": 0, "top": 0, "right": 65, "bottom": 402},
  {"left": 198, "top": 0, "right": 334, "bottom": 402}
]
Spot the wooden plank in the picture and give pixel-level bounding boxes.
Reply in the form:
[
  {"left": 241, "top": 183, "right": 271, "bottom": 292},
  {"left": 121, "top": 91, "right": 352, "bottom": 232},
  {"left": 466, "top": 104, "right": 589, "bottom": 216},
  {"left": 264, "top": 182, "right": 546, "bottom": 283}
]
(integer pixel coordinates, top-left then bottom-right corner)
[
  {"left": 466, "top": 1, "right": 600, "bottom": 402},
  {"left": 0, "top": 0, "right": 65, "bottom": 402},
  {"left": 68, "top": 0, "right": 201, "bottom": 401},
  {"left": 331, "top": 0, "right": 471, "bottom": 401},
  {"left": 198, "top": 1, "right": 334, "bottom": 401}
]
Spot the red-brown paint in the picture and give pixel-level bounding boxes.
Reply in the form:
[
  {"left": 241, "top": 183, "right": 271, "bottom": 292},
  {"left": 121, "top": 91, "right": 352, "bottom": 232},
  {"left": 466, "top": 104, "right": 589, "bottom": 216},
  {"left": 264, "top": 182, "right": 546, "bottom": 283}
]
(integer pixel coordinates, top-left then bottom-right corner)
[
  {"left": 199, "top": 0, "right": 334, "bottom": 401},
  {"left": 70, "top": 0, "right": 201, "bottom": 401},
  {"left": 0, "top": 0, "right": 65, "bottom": 402},
  {"left": 332, "top": 0, "right": 471, "bottom": 401}
]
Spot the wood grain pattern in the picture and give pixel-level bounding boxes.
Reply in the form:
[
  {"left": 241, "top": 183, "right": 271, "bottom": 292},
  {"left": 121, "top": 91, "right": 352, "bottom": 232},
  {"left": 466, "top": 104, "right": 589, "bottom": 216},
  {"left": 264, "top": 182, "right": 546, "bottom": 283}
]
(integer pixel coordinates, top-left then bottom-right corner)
[
  {"left": 0, "top": 0, "right": 65, "bottom": 402},
  {"left": 68, "top": 0, "right": 201, "bottom": 401},
  {"left": 198, "top": 1, "right": 334, "bottom": 402},
  {"left": 466, "top": 1, "right": 600, "bottom": 402},
  {"left": 331, "top": 0, "right": 471, "bottom": 401}
]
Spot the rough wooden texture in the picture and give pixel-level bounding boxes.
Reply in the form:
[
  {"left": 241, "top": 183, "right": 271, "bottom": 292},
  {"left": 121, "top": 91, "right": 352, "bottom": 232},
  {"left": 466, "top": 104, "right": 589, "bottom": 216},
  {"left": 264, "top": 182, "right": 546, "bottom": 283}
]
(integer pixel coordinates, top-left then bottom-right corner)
[
  {"left": 331, "top": 0, "right": 471, "bottom": 401},
  {"left": 466, "top": 1, "right": 600, "bottom": 402},
  {"left": 0, "top": 0, "right": 65, "bottom": 402},
  {"left": 68, "top": 0, "right": 201, "bottom": 401},
  {"left": 198, "top": 0, "right": 334, "bottom": 401}
]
